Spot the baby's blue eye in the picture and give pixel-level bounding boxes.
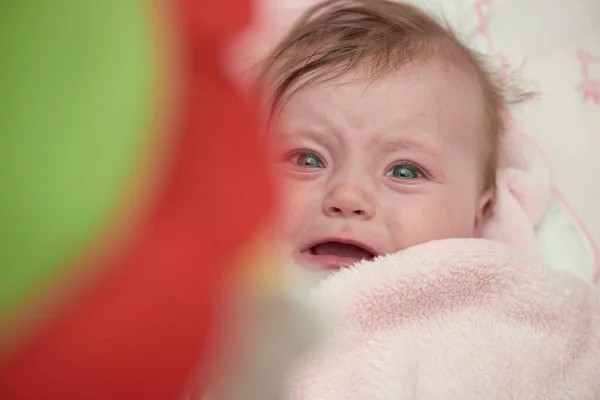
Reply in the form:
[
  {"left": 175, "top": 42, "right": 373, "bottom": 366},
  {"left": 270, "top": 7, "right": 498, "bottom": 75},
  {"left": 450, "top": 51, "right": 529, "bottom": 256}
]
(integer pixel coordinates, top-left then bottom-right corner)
[
  {"left": 386, "top": 164, "right": 423, "bottom": 179},
  {"left": 296, "top": 153, "right": 325, "bottom": 168}
]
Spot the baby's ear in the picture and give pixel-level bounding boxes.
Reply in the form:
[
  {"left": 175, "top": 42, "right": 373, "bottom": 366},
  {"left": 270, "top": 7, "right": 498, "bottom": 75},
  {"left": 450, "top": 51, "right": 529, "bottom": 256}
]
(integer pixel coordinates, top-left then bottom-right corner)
[{"left": 474, "top": 188, "right": 495, "bottom": 237}]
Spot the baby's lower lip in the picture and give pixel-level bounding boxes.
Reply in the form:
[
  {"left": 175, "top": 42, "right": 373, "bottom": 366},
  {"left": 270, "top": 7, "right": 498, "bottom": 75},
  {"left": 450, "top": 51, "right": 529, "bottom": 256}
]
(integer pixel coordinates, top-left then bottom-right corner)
[{"left": 297, "top": 250, "right": 362, "bottom": 270}]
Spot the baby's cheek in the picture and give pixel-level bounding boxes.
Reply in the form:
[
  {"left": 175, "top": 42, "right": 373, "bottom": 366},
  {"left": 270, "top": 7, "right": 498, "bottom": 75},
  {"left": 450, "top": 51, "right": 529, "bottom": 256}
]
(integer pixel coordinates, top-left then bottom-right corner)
[
  {"left": 385, "top": 192, "right": 477, "bottom": 250},
  {"left": 433, "top": 195, "right": 479, "bottom": 237},
  {"left": 438, "top": 190, "right": 478, "bottom": 226},
  {"left": 276, "top": 180, "right": 317, "bottom": 234}
]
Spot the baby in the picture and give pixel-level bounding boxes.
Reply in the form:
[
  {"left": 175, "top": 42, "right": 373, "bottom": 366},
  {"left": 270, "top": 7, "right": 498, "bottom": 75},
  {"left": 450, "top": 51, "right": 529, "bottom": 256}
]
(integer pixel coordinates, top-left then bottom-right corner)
[
  {"left": 260, "top": 0, "right": 507, "bottom": 282},
  {"left": 203, "top": 3, "right": 600, "bottom": 398}
]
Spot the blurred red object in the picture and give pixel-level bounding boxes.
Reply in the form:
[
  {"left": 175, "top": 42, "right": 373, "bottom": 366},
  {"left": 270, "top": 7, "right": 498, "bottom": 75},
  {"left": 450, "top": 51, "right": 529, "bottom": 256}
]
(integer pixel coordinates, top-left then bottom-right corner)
[{"left": 0, "top": 0, "right": 272, "bottom": 399}]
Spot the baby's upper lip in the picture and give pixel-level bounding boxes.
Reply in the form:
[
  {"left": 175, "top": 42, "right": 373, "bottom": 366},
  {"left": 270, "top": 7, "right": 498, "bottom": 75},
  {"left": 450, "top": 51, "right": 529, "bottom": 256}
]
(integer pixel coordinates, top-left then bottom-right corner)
[{"left": 302, "top": 236, "right": 382, "bottom": 258}]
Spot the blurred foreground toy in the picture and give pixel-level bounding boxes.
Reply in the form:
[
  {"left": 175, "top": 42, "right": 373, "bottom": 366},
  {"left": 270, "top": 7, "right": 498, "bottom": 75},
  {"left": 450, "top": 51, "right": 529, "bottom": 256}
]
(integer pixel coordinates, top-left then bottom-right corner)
[
  {"left": 191, "top": 255, "right": 331, "bottom": 400},
  {"left": 0, "top": 0, "right": 298, "bottom": 398}
]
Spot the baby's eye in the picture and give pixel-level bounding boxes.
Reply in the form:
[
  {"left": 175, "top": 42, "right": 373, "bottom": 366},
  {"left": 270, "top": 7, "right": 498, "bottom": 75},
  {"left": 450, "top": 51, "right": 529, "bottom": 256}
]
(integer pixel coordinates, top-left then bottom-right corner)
[
  {"left": 294, "top": 153, "right": 325, "bottom": 168},
  {"left": 385, "top": 164, "right": 424, "bottom": 179}
]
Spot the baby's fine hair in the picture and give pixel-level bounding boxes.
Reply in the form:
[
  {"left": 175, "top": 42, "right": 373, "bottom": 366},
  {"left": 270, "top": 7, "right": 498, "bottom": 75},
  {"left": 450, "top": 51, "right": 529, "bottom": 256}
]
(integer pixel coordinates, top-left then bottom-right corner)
[{"left": 259, "top": 0, "right": 530, "bottom": 189}]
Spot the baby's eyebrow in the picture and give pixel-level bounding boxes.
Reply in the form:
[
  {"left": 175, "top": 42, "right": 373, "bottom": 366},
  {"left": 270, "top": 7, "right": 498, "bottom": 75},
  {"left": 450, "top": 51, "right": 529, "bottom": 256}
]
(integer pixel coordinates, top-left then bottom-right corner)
[
  {"left": 381, "top": 137, "right": 440, "bottom": 158},
  {"left": 278, "top": 127, "right": 339, "bottom": 146}
]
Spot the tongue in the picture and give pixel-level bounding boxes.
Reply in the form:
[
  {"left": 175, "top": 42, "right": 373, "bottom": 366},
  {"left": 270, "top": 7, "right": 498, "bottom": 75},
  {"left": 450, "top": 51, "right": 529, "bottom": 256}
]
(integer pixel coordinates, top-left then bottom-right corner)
[{"left": 313, "top": 242, "right": 373, "bottom": 260}]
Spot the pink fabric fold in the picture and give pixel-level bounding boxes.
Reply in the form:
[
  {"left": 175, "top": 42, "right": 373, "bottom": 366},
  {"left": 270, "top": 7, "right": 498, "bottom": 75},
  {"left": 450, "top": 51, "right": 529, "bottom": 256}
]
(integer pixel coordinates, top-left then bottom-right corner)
[
  {"left": 291, "top": 239, "right": 600, "bottom": 399},
  {"left": 482, "top": 117, "right": 552, "bottom": 257}
]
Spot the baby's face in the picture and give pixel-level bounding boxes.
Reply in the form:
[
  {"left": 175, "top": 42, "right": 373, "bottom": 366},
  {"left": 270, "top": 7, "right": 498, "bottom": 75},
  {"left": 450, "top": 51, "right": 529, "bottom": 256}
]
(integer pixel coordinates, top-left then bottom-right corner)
[{"left": 269, "top": 61, "right": 492, "bottom": 282}]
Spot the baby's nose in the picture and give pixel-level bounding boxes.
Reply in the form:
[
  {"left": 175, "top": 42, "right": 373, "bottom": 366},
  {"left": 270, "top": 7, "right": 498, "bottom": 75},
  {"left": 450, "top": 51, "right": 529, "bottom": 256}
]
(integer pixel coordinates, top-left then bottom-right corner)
[{"left": 323, "top": 183, "right": 375, "bottom": 220}]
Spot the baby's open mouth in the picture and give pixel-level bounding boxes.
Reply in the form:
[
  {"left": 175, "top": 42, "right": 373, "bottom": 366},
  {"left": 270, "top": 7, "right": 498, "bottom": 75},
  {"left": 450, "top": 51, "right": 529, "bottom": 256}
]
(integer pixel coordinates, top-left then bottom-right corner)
[
  {"left": 301, "top": 241, "right": 376, "bottom": 269},
  {"left": 310, "top": 242, "right": 375, "bottom": 261}
]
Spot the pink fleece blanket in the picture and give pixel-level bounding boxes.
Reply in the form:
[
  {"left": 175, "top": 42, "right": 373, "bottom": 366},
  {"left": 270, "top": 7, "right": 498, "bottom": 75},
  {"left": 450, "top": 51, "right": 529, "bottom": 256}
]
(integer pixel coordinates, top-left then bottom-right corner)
[{"left": 291, "top": 238, "right": 600, "bottom": 399}]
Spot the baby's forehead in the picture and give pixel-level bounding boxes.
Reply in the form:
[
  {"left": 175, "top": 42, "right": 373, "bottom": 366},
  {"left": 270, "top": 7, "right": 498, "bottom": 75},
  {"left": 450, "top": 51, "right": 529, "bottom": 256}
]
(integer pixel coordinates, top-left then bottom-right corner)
[
  {"left": 278, "top": 62, "right": 486, "bottom": 150},
  {"left": 283, "top": 59, "right": 488, "bottom": 121},
  {"left": 277, "top": 37, "right": 491, "bottom": 109}
]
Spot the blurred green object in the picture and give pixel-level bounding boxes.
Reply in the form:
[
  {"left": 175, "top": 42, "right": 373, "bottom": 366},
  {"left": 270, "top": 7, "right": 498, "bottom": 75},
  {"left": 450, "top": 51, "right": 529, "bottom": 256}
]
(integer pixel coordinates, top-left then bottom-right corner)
[{"left": 0, "top": 2, "right": 155, "bottom": 323}]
